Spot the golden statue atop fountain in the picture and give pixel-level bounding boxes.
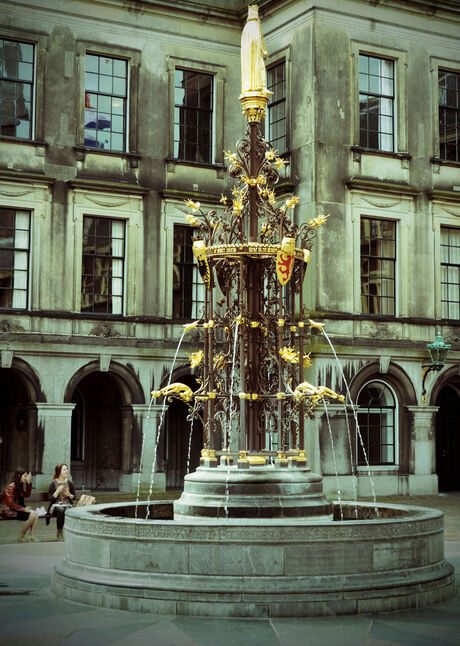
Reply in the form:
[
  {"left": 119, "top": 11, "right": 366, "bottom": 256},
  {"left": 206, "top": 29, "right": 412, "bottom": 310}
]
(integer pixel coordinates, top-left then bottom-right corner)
[{"left": 239, "top": 4, "right": 272, "bottom": 122}]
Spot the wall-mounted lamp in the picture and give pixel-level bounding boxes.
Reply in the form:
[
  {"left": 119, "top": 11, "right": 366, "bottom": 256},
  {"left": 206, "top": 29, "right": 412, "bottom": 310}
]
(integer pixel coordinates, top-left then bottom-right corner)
[{"left": 421, "top": 331, "right": 451, "bottom": 403}]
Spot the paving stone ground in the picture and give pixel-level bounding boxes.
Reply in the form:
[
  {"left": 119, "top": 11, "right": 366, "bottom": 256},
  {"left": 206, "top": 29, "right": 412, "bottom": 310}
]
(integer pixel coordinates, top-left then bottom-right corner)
[{"left": 1, "top": 492, "right": 459, "bottom": 646}]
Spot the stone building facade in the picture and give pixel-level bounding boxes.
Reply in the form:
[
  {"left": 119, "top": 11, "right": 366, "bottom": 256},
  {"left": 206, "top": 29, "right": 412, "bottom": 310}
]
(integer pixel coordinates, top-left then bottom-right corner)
[{"left": 0, "top": 0, "right": 459, "bottom": 495}]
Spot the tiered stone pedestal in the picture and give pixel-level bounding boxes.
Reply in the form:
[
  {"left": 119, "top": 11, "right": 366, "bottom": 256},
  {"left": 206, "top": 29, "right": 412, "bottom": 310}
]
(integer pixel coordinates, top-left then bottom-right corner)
[{"left": 52, "top": 467, "right": 455, "bottom": 617}]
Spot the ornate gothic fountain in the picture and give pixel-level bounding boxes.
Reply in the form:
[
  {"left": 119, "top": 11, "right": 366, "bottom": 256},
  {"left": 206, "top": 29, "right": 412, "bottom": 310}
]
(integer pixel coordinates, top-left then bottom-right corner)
[
  {"left": 154, "top": 3, "right": 343, "bottom": 521},
  {"left": 52, "top": 6, "right": 455, "bottom": 617}
]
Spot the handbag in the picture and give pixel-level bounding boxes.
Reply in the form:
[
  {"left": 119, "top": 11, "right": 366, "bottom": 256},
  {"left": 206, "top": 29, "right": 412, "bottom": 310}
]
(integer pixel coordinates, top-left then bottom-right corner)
[{"left": 77, "top": 494, "right": 96, "bottom": 507}]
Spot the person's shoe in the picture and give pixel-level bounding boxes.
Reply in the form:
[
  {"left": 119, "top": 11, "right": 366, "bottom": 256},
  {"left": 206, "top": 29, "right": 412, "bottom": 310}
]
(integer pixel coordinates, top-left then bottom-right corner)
[
  {"left": 57, "top": 530, "right": 64, "bottom": 541},
  {"left": 17, "top": 533, "right": 27, "bottom": 543},
  {"left": 27, "top": 535, "right": 40, "bottom": 542}
]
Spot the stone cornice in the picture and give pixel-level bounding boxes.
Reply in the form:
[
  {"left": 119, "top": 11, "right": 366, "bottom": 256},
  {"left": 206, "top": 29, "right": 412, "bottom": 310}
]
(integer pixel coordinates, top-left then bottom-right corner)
[
  {"left": 427, "top": 189, "right": 460, "bottom": 203},
  {"left": 0, "top": 170, "right": 55, "bottom": 185},
  {"left": 68, "top": 178, "right": 149, "bottom": 195},
  {"left": 346, "top": 177, "right": 420, "bottom": 197}
]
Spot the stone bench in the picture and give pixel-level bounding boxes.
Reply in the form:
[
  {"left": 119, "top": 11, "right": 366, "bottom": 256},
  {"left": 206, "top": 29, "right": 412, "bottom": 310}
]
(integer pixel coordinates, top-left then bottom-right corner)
[{"left": 1, "top": 490, "right": 91, "bottom": 521}]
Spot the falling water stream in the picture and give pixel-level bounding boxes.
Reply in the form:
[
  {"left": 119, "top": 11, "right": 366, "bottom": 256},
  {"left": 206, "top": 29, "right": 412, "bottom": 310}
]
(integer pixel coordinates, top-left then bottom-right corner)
[
  {"left": 186, "top": 399, "right": 200, "bottom": 475},
  {"left": 134, "top": 395, "right": 154, "bottom": 518},
  {"left": 321, "top": 329, "right": 379, "bottom": 517},
  {"left": 224, "top": 320, "right": 240, "bottom": 518},
  {"left": 137, "top": 328, "right": 187, "bottom": 519},
  {"left": 322, "top": 399, "right": 343, "bottom": 521}
]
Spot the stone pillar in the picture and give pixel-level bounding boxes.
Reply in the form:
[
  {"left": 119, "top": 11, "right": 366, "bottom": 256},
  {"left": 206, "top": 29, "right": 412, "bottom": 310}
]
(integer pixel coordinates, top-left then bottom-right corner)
[
  {"left": 317, "top": 404, "right": 357, "bottom": 499},
  {"left": 34, "top": 403, "right": 75, "bottom": 491},
  {"left": 121, "top": 404, "right": 166, "bottom": 494},
  {"left": 120, "top": 405, "right": 133, "bottom": 473},
  {"left": 406, "top": 405, "right": 439, "bottom": 494},
  {"left": 308, "top": 409, "right": 323, "bottom": 475}
]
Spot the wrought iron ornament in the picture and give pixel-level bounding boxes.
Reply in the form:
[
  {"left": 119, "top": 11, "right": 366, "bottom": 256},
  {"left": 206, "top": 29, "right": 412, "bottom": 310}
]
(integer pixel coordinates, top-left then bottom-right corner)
[{"left": 153, "top": 4, "right": 343, "bottom": 461}]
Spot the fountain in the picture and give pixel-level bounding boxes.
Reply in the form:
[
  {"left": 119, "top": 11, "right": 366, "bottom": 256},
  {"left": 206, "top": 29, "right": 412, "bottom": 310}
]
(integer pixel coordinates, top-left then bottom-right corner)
[{"left": 52, "top": 5, "right": 455, "bottom": 617}]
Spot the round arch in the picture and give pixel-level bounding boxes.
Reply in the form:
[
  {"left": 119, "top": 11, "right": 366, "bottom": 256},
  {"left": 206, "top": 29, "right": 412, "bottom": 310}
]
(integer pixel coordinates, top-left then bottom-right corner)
[
  {"left": 428, "top": 367, "right": 460, "bottom": 491},
  {"left": 64, "top": 360, "right": 145, "bottom": 405},
  {"left": 348, "top": 361, "right": 417, "bottom": 475},
  {"left": 428, "top": 366, "right": 460, "bottom": 406},
  {"left": 349, "top": 361, "right": 417, "bottom": 406},
  {"left": 9, "top": 357, "right": 46, "bottom": 403},
  {"left": 0, "top": 358, "right": 45, "bottom": 485}
]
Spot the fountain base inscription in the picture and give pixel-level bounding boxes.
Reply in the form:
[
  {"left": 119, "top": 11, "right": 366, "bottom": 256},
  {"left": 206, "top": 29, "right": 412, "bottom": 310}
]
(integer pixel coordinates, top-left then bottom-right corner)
[{"left": 53, "top": 498, "right": 455, "bottom": 617}]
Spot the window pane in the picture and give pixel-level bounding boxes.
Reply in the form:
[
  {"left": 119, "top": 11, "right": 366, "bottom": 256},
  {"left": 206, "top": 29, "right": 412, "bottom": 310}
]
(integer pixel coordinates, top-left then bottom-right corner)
[
  {"left": 85, "top": 72, "right": 98, "bottom": 92},
  {"left": 439, "top": 70, "right": 460, "bottom": 162},
  {"left": 0, "top": 40, "right": 34, "bottom": 139},
  {"left": 174, "top": 69, "right": 213, "bottom": 162},
  {"left": 83, "top": 53, "right": 127, "bottom": 151},
  {"left": 360, "top": 217, "right": 396, "bottom": 315},
  {"left": 173, "top": 225, "right": 204, "bottom": 318},
  {"left": 359, "top": 54, "right": 394, "bottom": 152},
  {"left": 81, "top": 216, "right": 125, "bottom": 313},
  {"left": 268, "top": 61, "right": 286, "bottom": 153},
  {"left": 357, "top": 381, "right": 396, "bottom": 465},
  {"left": 0, "top": 208, "right": 29, "bottom": 309}
]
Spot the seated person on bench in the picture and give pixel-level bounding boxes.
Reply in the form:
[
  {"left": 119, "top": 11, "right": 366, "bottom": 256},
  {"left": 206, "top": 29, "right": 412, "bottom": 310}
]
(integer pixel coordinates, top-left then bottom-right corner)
[
  {"left": 47, "top": 463, "right": 75, "bottom": 541},
  {"left": 1, "top": 469, "right": 39, "bottom": 542}
]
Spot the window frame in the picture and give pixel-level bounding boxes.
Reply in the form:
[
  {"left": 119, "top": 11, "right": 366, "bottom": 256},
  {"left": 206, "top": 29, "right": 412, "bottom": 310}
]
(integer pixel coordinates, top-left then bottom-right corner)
[
  {"left": 358, "top": 54, "right": 395, "bottom": 153},
  {"left": 162, "top": 197, "right": 225, "bottom": 319},
  {"left": 80, "top": 215, "right": 126, "bottom": 315},
  {"left": 440, "top": 225, "right": 460, "bottom": 320},
  {"left": 69, "top": 182, "right": 145, "bottom": 317},
  {"left": 356, "top": 380, "right": 399, "bottom": 469},
  {"left": 0, "top": 37, "right": 35, "bottom": 141},
  {"left": 173, "top": 68, "right": 214, "bottom": 165},
  {"left": 431, "top": 196, "right": 460, "bottom": 321},
  {"left": 432, "top": 59, "right": 460, "bottom": 165},
  {"left": 76, "top": 41, "right": 140, "bottom": 155},
  {"left": 360, "top": 216, "right": 397, "bottom": 317},
  {"left": 172, "top": 223, "right": 205, "bottom": 320},
  {"left": 351, "top": 42, "right": 408, "bottom": 154},
  {"left": 267, "top": 58, "right": 287, "bottom": 155},
  {"left": 0, "top": 207, "right": 31, "bottom": 310},
  {"left": 83, "top": 52, "right": 129, "bottom": 153},
  {"left": 348, "top": 185, "right": 416, "bottom": 319},
  {"left": 0, "top": 29, "right": 47, "bottom": 143},
  {"left": 438, "top": 68, "right": 460, "bottom": 163},
  {"left": 166, "top": 56, "right": 225, "bottom": 167}
]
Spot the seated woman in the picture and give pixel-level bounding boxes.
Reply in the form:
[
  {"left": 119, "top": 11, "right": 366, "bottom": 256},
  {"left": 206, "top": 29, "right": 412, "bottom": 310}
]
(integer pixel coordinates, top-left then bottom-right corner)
[
  {"left": 47, "top": 463, "right": 75, "bottom": 541},
  {"left": 1, "top": 469, "right": 39, "bottom": 542}
]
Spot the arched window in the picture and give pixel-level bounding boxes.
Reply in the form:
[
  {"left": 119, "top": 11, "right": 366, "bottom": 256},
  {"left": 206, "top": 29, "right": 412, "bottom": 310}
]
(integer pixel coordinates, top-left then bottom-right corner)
[{"left": 357, "top": 381, "right": 397, "bottom": 466}]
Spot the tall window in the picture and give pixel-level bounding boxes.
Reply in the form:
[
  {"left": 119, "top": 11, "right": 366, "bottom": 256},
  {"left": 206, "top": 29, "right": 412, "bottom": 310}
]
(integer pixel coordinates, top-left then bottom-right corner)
[
  {"left": 357, "top": 381, "right": 396, "bottom": 466},
  {"left": 359, "top": 54, "right": 394, "bottom": 152},
  {"left": 267, "top": 61, "right": 286, "bottom": 153},
  {"left": 81, "top": 216, "right": 125, "bottom": 314},
  {"left": 0, "top": 208, "right": 30, "bottom": 308},
  {"left": 0, "top": 38, "right": 34, "bottom": 139},
  {"left": 174, "top": 69, "right": 213, "bottom": 163},
  {"left": 173, "top": 225, "right": 204, "bottom": 319},
  {"left": 360, "top": 217, "right": 396, "bottom": 316},
  {"left": 84, "top": 53, "right": 127, "bottom": 151},
  {"left": 439, "top": 70, "right": 460, "bottom": 162},
  {"left": 441, "top": 226, "right": 460, "bottom": 320}
]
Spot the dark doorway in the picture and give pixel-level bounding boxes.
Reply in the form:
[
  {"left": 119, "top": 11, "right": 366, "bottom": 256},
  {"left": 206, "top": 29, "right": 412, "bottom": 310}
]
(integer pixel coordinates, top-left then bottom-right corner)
[
  {"left": 164, "top": 375, "right": 203, "bottom": 490},
  {"left": 435, "top": 384, "right": 460, "bottom": 491},
  {"left": 70, "top": 372, "right": 122, "bottom": 490},
  {"left": 0, "top": 369, "right": 32, "bottom": 487}
]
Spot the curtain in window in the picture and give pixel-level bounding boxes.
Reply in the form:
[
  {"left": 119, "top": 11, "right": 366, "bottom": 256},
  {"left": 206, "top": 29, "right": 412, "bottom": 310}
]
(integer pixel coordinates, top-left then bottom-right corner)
[
  {"left": 12, "top": 211, "right": 29, "bottom": 308},
  {"left": 111, "top": 220, "right": 124, "bottom": 315}
]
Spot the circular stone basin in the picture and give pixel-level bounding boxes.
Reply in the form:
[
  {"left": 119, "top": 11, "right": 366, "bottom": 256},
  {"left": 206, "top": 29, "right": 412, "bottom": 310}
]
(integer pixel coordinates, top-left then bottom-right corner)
[
  {"left": 174, "top": 465, "right": 332, "bottom": 519},
  {"left": 52, "top": 500, "right": 455, "bottom": 617}
]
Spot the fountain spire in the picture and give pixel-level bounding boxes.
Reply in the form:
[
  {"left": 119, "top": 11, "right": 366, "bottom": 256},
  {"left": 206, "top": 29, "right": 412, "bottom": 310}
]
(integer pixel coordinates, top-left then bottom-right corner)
[{"left": 153, "top": 4, "right": 343, "bottom": 468}]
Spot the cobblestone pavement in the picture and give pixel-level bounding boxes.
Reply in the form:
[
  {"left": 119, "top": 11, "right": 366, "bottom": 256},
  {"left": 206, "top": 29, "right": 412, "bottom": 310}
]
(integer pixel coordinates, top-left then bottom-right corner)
[{"left": 0, "top": 492, "right": 459, "bottom": 645}]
